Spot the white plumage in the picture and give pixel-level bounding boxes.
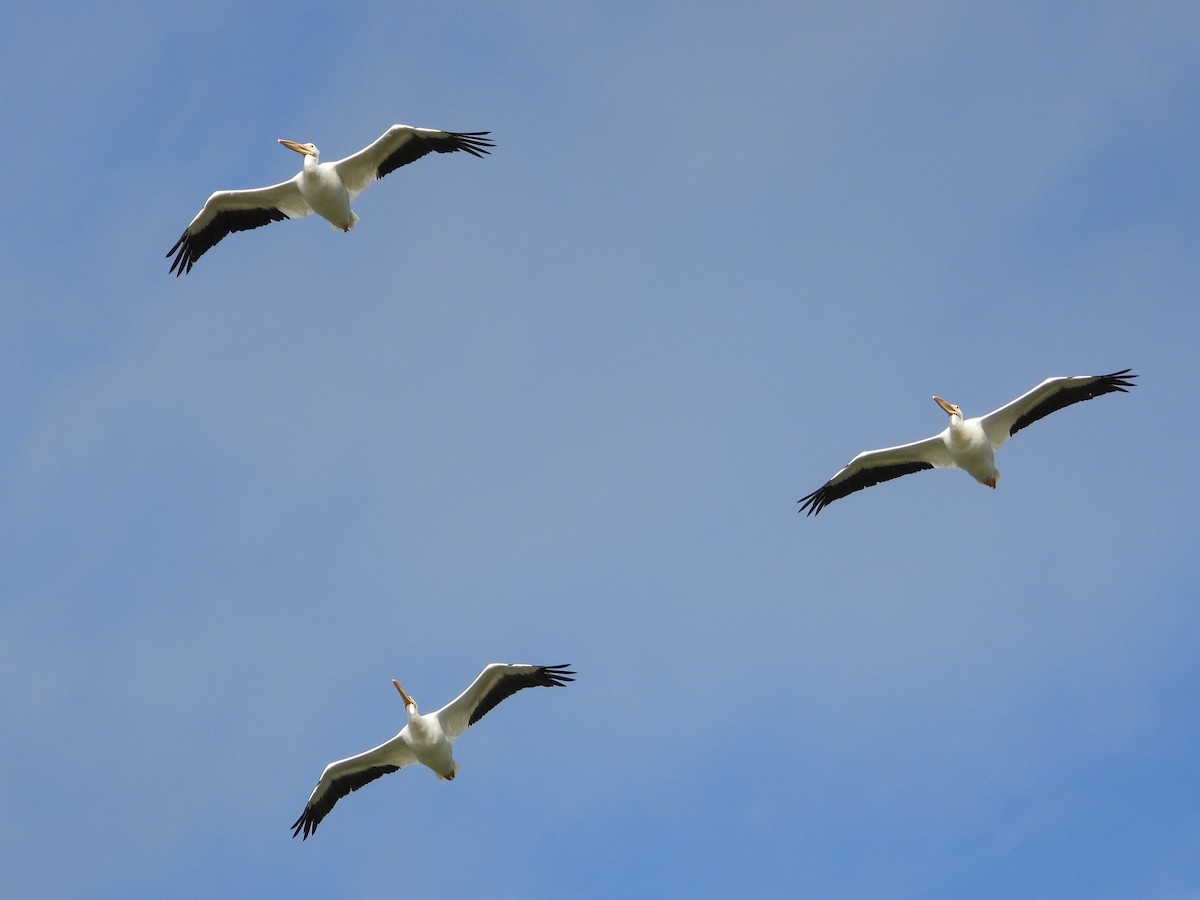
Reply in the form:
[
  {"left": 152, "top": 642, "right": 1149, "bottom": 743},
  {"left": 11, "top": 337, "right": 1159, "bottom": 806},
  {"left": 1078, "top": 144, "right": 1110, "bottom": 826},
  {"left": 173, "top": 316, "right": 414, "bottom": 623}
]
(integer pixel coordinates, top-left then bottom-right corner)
[
  {"left": 167, "top": 124, "right": 493, "bottom": 275},
  {"left": 291, "top": 663, "right": 574, "bottom": 839},
  {"left": 798, "top": 370, "right": 1136, "bottom": 515}
]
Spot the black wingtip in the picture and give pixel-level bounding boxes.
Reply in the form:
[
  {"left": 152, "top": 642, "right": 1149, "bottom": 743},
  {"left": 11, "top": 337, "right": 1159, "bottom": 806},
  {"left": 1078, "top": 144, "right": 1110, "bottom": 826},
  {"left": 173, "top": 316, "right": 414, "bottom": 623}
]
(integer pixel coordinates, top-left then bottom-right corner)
[
  {"left": 797, "top": 489, "right": 826, "bottom": 517},
  {"left": 1101, "top": 368, "right": 1138, "bottom": 392},
  {"left": 166, "top": 232, "right": 193, "bottom": 276},
  {"left": 449, "top": 131, "right": 495, "bottom": 157},
  {"left": 541, "top": 664, "right": 576, "bottom": 685},
  {"left": 290, "top": 811, "right": 312, "bottom": 840}
]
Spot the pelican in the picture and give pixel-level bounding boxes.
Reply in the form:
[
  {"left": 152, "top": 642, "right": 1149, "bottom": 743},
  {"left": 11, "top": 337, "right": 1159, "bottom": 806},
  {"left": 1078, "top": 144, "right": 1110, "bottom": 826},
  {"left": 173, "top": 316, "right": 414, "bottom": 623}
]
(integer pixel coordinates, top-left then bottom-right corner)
[
  {"left": 291, "top": 663, "right": 575, "bottom": 839},
  {"left": 798, "top": 369, "right": 1137, "bottom": 516},
  {"left": 167, "top": 124, "right": 494, "bottom": 275}
]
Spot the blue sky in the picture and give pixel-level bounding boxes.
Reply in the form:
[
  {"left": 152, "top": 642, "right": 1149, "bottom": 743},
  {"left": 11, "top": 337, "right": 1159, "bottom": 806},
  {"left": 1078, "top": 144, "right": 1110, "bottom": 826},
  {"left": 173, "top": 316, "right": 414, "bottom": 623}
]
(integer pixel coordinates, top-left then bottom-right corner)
[{"left": 3, "top": 2, "right": 1199, "bottom": 897}]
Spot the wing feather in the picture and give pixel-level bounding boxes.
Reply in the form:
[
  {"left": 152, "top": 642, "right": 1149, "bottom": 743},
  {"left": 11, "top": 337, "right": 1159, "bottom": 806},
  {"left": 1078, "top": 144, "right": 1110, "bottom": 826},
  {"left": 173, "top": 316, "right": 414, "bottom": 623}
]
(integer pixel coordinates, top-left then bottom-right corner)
[
  {"left": 434, "top": 663, "right": 574, "bottom": 741},
  {"left": 798, "top": 434, "right": 952, "bottom": 516},
  {"left": 167, "top": 179, "right": 310, "bottom": 275},
  {"left": 290, "top": 735, "right": 416, "bottom": 840},
  {"left": 978, "top": 369, "right": 1137, "bottom": 448},
  {"left": 332, "top": 125, "right": 494, "bottom": 197}
]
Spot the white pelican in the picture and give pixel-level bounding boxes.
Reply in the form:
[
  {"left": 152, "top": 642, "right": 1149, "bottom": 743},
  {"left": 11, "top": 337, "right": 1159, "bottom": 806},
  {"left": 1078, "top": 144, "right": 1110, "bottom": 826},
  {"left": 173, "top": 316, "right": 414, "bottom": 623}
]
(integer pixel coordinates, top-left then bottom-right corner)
[
  {"left": 291, "top": 663, "right": 574, "bottom": 839},
  {"left": 798, "top": 369, "right": 1137, "bottom": 516},
  {"left": 167, "top": 124, "right": 494, "bottom": 275}
]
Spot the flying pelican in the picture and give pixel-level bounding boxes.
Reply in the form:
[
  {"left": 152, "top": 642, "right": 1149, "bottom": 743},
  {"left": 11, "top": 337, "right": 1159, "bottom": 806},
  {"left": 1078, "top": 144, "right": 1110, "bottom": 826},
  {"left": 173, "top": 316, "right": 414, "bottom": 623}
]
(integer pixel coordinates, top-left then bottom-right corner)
[
  {"left": 167, "top": 124, "right": 494, "bottom": 275},
  {"left": 291, "top": 663, "right": 575, "bottom": 839},
  {"left": 798, "top": 369, "right": 1136, "bottom": 516}
]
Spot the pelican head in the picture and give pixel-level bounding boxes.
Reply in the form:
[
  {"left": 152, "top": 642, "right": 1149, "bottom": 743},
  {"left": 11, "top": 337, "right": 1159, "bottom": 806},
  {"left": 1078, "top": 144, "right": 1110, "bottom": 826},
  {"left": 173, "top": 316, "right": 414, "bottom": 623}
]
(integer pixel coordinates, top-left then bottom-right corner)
[
  {"left": 932, "top": 396, "right": 962, "bottom": 420},
  {"left": 278, "top": 139, "right": 319, "bottom": 159},
  {"left": 392, "top": 679, "right": 417, "bottom": 713}
]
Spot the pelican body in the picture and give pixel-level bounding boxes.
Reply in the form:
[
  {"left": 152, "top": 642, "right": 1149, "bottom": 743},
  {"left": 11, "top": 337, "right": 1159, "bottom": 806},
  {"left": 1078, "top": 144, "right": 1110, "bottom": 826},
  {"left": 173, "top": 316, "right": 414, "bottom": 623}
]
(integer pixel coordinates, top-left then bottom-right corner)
[
  {"left": 277, "top": 139, "right": 357, "bottom": 231},
  {"left": 167, "top": 124, "right": 494, "bottom": 275},
  {"left": 291, "top": 663, "right": 574, "bottom": 839},
  {"left": 391, "top": 680, "right": 458, "bottom": 781},
  {"left": 933, "top": 394, "right": 1000, "bottom": 488},
  {"left": 798, "top": 369, "right": 1137, "bottom": 515}
]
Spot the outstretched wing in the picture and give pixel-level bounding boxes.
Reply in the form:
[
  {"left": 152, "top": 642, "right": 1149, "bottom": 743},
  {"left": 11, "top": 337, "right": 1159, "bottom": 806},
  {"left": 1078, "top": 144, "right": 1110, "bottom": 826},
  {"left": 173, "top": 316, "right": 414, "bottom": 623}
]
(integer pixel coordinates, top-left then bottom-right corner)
[
  {"left": 798, "top": 434, "right": 953, "bottom": 516},
  {"left": 167, "top": 179, "right": 310, "bottom": 275},
  {"left": 978, "top": 369, "right": 1137, "bottom": 449},
  {"left": 332, "top": 125, "right": 494, "bottom": 198},
  {"left": 291, "top": 734, "right": 416, "bottom": 840},
  {"left": 434, "top": 663, "right": 575, "bottom": 741}
]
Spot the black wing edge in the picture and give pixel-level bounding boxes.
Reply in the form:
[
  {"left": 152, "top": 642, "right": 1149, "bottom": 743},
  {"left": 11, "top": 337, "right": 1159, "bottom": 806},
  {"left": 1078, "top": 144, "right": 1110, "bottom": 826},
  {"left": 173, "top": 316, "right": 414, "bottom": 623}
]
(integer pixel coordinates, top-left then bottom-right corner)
[
  {"left": 467, "top": 663, "right": 575, "bottom": 728},
  {"left": 166, "top": 207, "right": 290, "bottom": 276},
  {"left": 798, "top": 461, "right": 935, "bottom": 516},
  {"left": 1009, "top": 369, "right": 1138, "bottom": 438},
  {"left": 376, "top": 131, "right": 495, "bottom": 179},
  {"left": 290, "top": 764, "right": 400, "bottom": 840}
]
